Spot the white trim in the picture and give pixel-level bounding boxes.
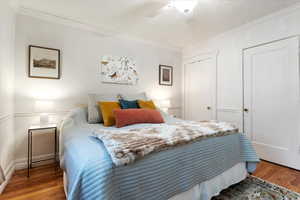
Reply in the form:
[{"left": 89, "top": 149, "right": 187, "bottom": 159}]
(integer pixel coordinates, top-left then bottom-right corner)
[
  {"left": 213, "top": 3, "right": 300, "bottom": 42},
  {"left": 14, "top": 153, "right": 56, "bottom": 170},
  {"left": 17, "top": 6, "right": 182, "bottom": 52},
  {"left": 185, "top": 3, "right": 300, "bottom": 53},
  {"left": 253, "top": 141, "right": 288, "bottom": 152},
  {"left": 0, "top": 113, "right": 14, "bottom": 194},
  {"left": 0, "top": 161, "right": 15, "bottom": 194},
  {"left": 182, "top": 51, "right": 219, "bottom": 120},
  {"left": 168, "top": 107, "right": 181, "bottom": 110},
  {"left": 0, "top": 154, "right": 58, "bottom": 193},
  {"left": 14, "top": 111, "right": 69, "bottom": 118},
  {"left": 0, "top": 153, "right": 58, "bottom": 193},
  {"left": 183, "top": 50, "right": 219, "bottom": 63},
  {"left": 0, "top": 114, "right": 12, "bottom": 123}
]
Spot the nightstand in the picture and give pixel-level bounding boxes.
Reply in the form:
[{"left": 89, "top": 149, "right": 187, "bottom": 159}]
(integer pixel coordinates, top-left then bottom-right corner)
[{"left": 27, "top": 123, "right": 58, "bottom": 177}]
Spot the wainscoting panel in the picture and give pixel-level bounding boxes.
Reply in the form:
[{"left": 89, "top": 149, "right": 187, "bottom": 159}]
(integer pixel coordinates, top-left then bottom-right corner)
[
  {"left": 14, "top": 112, "right": 67, "bottom": 164},
  {"left": 0, "top": 114, "right": 15, "bottom": 194},
  {"left": 0, "top": 114, "right": 12, "bottom": 123}
]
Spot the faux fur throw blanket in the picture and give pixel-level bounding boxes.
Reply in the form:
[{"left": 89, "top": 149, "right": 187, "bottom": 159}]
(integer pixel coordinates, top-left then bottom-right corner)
[{"left": 93, "top": 121, "right": 239, "bottom": 166}]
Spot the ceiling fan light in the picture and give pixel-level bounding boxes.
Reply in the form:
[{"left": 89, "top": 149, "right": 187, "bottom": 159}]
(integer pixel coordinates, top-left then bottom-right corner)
[{"left": 171, "top": 0, "right": 198, "bottom": 13}]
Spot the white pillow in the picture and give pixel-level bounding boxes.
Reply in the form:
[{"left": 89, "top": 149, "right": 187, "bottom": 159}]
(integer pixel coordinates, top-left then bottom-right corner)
[
  {"left": 87, "top": 93, "right": 120, "bottom": 123},
  {"left": 120, "top": 92, "right": 148, "bottom": 101}
]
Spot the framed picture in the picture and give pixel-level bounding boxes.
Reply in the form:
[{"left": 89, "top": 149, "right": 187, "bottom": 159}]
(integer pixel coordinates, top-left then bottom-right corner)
[
  {"left": 159, "top": 65, "right": 173, "bottom": 86},
  {"left": 28, "top": 45, "right": 60, "bottom": 79},
  {"left": 101, "top": 55, "right": 139, "bottom": 85}
]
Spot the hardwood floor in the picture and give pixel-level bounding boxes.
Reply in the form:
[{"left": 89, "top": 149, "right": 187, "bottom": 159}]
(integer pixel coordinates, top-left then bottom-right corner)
[
  {"left": 0, "top": 161, "right": 300, "bottom": 199},
  {"left": 0, "top": 164, "right": 64, "bottom": 200},
  {"left": 253, "top": 160, "right": 300, "bottom": 193}
]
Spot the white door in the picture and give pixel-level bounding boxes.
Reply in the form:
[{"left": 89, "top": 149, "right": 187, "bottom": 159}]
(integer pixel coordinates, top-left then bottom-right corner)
[
  {"left": 184, "top": 58, "right": 216, "bottom": 121},
  {"left": 243, "top": 37, "right": 300, "bottom": 170}
]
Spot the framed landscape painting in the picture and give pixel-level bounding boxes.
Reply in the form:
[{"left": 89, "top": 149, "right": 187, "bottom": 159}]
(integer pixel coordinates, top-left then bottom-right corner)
[
  {"left": 28, "top": 45, "right": 60, "bottom": 79},
  {"left": 159, "top": 65, "right": 173, "bottom": 86}
]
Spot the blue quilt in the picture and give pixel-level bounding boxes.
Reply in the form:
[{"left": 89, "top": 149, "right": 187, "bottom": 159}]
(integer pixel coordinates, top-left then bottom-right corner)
[{"left": 60, "top": 108, "right": 259, "bottom": 200}]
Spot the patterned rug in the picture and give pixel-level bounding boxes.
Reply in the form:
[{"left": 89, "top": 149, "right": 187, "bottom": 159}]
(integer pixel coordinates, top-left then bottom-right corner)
[{"left": 213, "top": 176, "right": 300, "bottom": 200}]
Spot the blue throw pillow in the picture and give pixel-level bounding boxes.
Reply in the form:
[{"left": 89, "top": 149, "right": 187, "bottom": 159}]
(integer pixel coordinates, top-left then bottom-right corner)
[{"left": 119, "top": 99, "right": 139, "bottom": 109}]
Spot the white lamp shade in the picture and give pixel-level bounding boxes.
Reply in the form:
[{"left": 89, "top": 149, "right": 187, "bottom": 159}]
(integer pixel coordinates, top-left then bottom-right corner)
[
  {"left": 154, "top": 99, "right": 171, "bottom": 109},
  {"left": 159, "top": 99, "right": 171, "bottom": 108}
]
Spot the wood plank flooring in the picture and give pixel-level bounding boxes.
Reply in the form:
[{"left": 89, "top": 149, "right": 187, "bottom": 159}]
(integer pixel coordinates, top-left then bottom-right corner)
[
  {"left": 0, "top": 161, "right": 300, "bottom": 199},
  {"left": 253, "top": 160, "right": 300, "bottom": 193},
  {"left": 0, "top": 164, "right": 64, "bottom": 200}
]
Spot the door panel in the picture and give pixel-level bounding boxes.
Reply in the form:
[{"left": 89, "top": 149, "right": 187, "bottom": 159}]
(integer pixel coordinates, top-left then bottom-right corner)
[
  {"left": 185, "top": 58, "right": 215, "bottom": 121},
  {"left": 243, "top": 37, "right": 300, "bottom": 169}
]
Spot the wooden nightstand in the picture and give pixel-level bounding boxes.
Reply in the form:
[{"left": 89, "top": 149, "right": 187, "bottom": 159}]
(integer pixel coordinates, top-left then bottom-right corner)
[{"left": 27, "top": 123, "right": 58, "bottom": 177}]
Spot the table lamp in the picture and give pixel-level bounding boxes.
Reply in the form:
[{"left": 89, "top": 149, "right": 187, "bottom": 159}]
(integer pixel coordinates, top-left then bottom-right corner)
[
  {"left": 157, "top": 99, "right": 171, "bottom": 113},
  {"left": 34, "top": 100, "right": 54, "bottom": 124}
]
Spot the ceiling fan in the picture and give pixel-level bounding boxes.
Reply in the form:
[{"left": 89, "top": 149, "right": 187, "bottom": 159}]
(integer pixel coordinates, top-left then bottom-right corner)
[
  {"left": 127, "top": 0, "right": 199, "bottom": 19},
  {"left": 110, "top": 0, "right": 201, "bottom": 33},
  {"left": 167, "top": 0, "right": 199, "bottom": 14}
]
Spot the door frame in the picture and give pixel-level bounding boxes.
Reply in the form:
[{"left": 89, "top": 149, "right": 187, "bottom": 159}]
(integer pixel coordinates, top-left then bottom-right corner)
[
  {"left": 242, "top": 35, "right": 300, "bottom": 133},
  {"left": 182, "top": 51, "right": 219, "bottom": 120}
]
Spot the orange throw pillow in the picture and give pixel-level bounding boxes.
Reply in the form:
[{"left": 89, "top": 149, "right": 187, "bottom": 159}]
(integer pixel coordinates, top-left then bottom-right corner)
[
  {"left": 114, "top": 109, "right": 164, "bottom": 128},
  {"left": 98, "top": 102, "right": 121, "bottom": 126},
  {"left": 138, "top": 100, "right": 156, "bottom": 109}
]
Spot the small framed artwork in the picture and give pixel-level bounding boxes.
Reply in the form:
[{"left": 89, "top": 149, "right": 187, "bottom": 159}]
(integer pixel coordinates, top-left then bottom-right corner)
[
  {"left": 28, "top": 45, "right": 60, "bottom": 79},
  {"left": 159, "top": 65, "right": 173, "bottom": 86}
]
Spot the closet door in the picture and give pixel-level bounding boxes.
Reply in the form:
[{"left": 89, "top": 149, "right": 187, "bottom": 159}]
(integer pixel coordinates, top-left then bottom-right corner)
[
  {"left": 244, "top": 37, "right": 300, "bottom": 170},
  {"left": 184, "top": 58, "right": 216, "bottom": 121}
]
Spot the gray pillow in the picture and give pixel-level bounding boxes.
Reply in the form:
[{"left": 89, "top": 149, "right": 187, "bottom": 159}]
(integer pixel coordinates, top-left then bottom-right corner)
[
  {"left": 120, "top": 92, "right": 148, "bottom": 101},
  {"left": 87, "top": 93, "right": 120, "bottom": 124}
]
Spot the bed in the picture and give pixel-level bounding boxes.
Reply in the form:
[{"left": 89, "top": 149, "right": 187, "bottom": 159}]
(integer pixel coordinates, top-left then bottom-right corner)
[{"left": 59, "top": 106, "right": 259, "bottom": 200}]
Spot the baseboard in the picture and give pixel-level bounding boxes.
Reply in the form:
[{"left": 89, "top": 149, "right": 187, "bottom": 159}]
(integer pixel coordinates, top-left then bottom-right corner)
[
  {"left": 0, "top": 154, "right": 57, "bottom": 194},
  {"left": 15, "top": 153, "right": 56, "bottom": 170},
  {"left": 0, "top": 161, "right": 15, "bottom": 194}
]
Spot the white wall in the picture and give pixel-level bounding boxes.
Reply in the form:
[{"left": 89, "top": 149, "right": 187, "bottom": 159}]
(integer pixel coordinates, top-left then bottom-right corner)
[
  {"left": 0, "top": 0, "right": 16, "bottom": 192},
  {"left": 14, "top": 14, "right": 182, "bottom": 164},
  {"left": 183, "top": 4, "right": 300, "bottom": 130}
]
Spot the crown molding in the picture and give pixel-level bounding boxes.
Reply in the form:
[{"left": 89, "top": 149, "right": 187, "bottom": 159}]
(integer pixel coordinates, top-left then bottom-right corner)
[
  {"left": 17, "top": 6, "right": 182, "bottom": 52},
  {"left": 183, "top": 50, "right": 219, "bottom": 63},
  {"left": 184, "top": 2, "right": 300, "bottom": 52}
]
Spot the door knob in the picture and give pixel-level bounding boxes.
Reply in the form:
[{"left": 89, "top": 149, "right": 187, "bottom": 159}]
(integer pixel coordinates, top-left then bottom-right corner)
[
  {"left": 207, "top": 106, "right": 211, "bottom": 110},
  {"left": 244, "top": 108, "right": 249, "bottom": 112}
]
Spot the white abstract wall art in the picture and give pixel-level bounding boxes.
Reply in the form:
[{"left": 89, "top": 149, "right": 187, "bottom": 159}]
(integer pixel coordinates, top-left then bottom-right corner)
[{"left": 101, "top": 55, "right": 139, "bottom": 85}]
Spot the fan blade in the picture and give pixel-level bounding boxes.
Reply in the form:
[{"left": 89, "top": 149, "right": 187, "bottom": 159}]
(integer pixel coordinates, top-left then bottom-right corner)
[{"left": 123, "top": 1, "right": 168, "bottom": 18}]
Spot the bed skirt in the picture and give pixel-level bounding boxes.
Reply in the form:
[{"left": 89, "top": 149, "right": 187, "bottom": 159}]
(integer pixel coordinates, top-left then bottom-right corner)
[{"left": 63, "top": 162, "right": 247, "bottom": 200}]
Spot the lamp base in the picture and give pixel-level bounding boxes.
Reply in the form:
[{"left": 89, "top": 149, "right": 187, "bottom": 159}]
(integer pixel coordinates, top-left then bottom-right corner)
[
  {"left": 40, "top": 114, "right": 49, "bottom": 124},
  {"left": 161, "top": 108, "right": 169, "bottom": 114}
]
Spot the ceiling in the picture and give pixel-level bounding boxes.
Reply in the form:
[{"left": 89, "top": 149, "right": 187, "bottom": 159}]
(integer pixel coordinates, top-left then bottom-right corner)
[{"left": 19, "top": 0, "right": 300, "bottom": 49}]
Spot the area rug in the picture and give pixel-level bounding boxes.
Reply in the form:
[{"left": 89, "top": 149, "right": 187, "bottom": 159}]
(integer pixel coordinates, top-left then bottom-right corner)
[{"left": 213, "top": 176, "right": 300, "bottom": 200}]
